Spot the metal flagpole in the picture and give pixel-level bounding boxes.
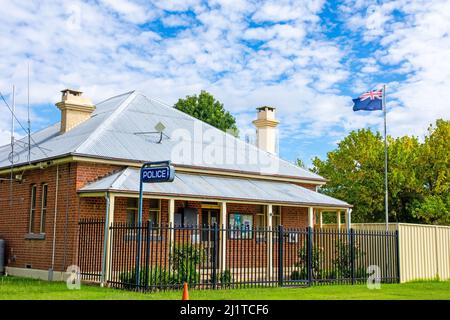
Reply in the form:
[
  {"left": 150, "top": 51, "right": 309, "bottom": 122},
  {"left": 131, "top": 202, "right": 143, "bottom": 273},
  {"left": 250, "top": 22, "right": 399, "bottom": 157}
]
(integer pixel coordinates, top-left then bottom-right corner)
[
  {"left": 382, "top": 85, "right": 390, "bottom": 280},
  {"left": 383, "top": 84, "right": 389, "bottom": 232}
]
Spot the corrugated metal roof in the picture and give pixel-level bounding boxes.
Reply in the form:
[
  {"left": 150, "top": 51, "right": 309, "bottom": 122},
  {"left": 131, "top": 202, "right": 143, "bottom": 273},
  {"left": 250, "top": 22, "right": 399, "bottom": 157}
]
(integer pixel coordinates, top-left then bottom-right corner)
[
  {"left": 79, "top": 167, "right": 349, "bottom": 208},
  {"left": 0, "top": 91, "right": 325, "bottom": 181}
]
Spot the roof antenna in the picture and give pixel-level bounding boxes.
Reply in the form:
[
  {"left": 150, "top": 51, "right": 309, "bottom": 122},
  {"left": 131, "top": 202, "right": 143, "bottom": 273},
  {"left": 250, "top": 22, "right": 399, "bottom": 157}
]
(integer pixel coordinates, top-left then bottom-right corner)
[
  {"left": 9, "top": 85, "right": 15, "bottom": 207},
  {"left": 133, "top": 121, "right": 169, "bottom": 144},
  {"left": 27, "top": 62, "right": 31, "bottom": 163}
]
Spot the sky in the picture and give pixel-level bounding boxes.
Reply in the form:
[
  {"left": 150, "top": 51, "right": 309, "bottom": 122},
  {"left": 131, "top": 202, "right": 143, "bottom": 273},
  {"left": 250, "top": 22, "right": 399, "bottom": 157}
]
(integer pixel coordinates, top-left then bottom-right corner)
[{"left": 0, "top": 0, "right": 449, "bottom": 167}]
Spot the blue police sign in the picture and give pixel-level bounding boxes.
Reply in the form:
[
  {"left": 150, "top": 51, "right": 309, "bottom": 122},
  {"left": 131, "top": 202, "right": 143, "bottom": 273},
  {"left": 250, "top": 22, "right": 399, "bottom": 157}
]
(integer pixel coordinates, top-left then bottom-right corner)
[
  {"left": 135, "top": 161, "right": 175, "bottom": 287},
  {"left": 141, "top": 165, "right": 175, "bottom": 183}
]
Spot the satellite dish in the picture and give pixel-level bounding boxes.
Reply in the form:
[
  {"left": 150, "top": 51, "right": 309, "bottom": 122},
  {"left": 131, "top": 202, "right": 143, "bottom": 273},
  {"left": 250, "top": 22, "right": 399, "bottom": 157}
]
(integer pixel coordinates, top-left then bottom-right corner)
[
  {"left": 155, "top": 122, "right": 166, "bottom": 133},
  {"left": 154, "top": 122, "right": 166, "bottom": 143}
]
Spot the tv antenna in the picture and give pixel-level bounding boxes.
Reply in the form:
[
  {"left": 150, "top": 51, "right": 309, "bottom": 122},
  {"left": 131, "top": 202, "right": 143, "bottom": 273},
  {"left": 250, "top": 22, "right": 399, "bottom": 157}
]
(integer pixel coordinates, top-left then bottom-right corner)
[
  {"left": 9, "top": 85, "right": 15, "bottom": 207},
  {"left": 134, "top": 121, "right": 169, "bottom": 144},
  {"left": 27, "top": 62, "right": 31, "bottom": 163}
]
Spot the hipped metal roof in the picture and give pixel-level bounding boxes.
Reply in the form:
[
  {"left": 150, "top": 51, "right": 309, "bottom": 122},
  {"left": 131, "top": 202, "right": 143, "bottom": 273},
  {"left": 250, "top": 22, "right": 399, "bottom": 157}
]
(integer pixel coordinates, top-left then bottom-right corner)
[
  {"left": 79, "top": 168, "right": 350, "bottom": 208},
  {"left": 0, "top": 91, "right": 326, "bottom": 182}
]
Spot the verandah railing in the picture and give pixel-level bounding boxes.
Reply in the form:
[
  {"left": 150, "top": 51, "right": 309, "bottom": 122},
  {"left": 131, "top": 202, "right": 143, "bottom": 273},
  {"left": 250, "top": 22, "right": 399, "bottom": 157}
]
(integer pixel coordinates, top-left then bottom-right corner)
[{"left": 77, "top": 219, "right": 399, "bottom": 291}]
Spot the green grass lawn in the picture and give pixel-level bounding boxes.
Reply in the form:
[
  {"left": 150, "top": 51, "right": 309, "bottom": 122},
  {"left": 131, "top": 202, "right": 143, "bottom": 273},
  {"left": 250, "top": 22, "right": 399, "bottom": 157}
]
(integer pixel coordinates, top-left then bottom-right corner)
[{"left": 0, "top": 276, "right": 449, "bottom": 300}]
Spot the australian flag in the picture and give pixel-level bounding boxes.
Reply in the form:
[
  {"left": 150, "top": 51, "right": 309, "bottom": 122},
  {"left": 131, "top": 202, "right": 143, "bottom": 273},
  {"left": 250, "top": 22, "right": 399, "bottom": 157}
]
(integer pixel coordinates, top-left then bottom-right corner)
[{"left": 352, "top": 89, "right": 383, "bottom": 111}]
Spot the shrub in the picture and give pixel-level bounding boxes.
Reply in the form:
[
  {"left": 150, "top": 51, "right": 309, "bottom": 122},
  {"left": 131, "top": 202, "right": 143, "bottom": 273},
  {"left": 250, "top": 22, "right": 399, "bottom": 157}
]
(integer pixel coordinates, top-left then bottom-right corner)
[
  {"left": 170, "top": 244, "right": 204, "bottom": 285},
  {"left": 294, "top": 245, "right": 326, "bottom": 279},
  {"left": 290, "top": 268, "right": 307, "bottom": 280},
  {"left": 118, "top": 267, "right": 173, "bottom": 289},
  {"left": 217, "top": 269, "right": 233, "bottom": 287},
  {"left": 332, "top": 241, "right": 365, "bottom": 279}
]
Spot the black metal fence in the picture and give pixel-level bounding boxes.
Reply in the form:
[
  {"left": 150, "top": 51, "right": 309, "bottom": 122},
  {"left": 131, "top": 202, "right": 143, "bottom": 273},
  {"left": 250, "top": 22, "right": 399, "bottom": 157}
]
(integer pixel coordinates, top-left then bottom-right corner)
[{"left": 78, "top": 219, "right": 399, "bottom": 291}]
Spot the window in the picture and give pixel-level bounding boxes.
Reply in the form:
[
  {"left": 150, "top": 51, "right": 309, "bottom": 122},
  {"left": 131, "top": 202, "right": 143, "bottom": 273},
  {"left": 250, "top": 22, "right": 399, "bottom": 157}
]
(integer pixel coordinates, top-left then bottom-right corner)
[
  {"left": 29, "top": 185, "right": 37, "bottom": 233},
  {"left": 126, "top": 198, "right": 138, "bottom": 225},
  {"left": 255, "top": 205, "right": 266, "bottom": 230},
  {"left": 255, "top": 205, "right": 281, "bottom": 229},
  {"left": 148, "top": 199, "right": 161, "bottom": 226},
  {"left": 126, "top": 198, "right": 161, "bottom": 226},
  {"left": 40, "top": 184, "right": 48, "bottom": 233},
  {"left": 272, "top": 206, "right": 281, "bottom": 227}
]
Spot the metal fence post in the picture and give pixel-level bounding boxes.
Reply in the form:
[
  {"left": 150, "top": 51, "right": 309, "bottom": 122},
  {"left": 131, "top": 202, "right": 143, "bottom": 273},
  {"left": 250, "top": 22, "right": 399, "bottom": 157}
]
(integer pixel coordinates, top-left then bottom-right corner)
[
  {"left": 144, "top": 221, "right": 151, "bottom": 290},
  {"left": 212, "top": 223, "right": 218, "bottom": 289},
  {"left": 350, "top": 228, "right": 355, "bottom": 285},
  {"left": 307, "top": 226, "right": 313, "bottom": 286},
  {"left": 395, "top": 230, "right": 400, "bottom": 283},
  {"left": 278, "top": 225, "right": 284, "bottom": 287}
]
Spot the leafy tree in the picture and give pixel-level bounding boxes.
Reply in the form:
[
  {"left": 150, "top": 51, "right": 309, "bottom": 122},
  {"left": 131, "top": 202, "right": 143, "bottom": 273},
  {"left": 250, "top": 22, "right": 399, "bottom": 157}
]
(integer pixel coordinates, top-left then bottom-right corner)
[
  {"left": 312, "top": 129, "right": 386, "bottom": 222},
  {"left": 312, "top": 119, "right": 450, "bottom": 225},
  {"left": 412, "top": 120, "right": 450, "bottom": 225},
  {"left": 174, "top": 90, "right": 238, "bottom": 136},
  {"left": 296, "top": 158, "right": 307, "bottom": 169}
]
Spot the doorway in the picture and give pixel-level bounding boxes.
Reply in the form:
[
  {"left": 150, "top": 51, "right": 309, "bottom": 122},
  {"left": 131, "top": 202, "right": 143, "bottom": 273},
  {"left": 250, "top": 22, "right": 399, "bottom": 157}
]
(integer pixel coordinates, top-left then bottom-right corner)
[
  {"left": 201, "top": 209, "right": 219, "bottom": 242},
  {"left": 200, "top": 209, "right": 220, "bottom": 268}
]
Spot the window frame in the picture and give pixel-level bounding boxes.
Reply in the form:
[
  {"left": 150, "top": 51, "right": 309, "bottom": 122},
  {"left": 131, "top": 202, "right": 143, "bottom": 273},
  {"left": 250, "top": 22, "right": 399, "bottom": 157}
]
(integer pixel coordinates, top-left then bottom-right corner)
[
  {"left": 126, "top": 198, "right": 139, "bottom": 226},
  {"left": 29, "top": 184, "right": 37, "bottom": 233},
  {"left": 254, "top": 206, "right": 282, "bottom": 242},
  {"left": 148, "top": 199, "right": 161, "bottom": 236},
  {"left": 39, "top": 183, "right": 48, "bottom": 233}
]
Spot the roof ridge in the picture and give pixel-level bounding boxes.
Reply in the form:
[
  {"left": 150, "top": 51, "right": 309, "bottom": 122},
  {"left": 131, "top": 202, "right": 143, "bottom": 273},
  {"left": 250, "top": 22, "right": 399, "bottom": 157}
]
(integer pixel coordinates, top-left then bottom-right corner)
[
  {"left": 95, "top": 90, "right": 136, "bottom": 108},
  {"left": 75, "top": 92, "right": 137, "bottom": 154}
]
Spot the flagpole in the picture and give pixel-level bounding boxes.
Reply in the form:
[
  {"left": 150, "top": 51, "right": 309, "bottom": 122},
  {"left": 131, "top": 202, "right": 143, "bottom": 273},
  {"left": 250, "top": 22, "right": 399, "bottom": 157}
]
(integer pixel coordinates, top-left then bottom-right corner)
[{"left": 383, "top": 84, "right": 389, "bottom": 232}]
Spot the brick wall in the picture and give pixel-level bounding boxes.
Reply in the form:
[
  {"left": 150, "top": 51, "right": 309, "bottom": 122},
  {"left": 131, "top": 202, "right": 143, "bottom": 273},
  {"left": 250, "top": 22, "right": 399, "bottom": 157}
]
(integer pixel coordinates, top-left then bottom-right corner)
[
  {"left": 0, "top": 159, "right": 317, "bottom": 273},
  {"left": 0, "top": 161, "right": 122, "bottom": 272}
]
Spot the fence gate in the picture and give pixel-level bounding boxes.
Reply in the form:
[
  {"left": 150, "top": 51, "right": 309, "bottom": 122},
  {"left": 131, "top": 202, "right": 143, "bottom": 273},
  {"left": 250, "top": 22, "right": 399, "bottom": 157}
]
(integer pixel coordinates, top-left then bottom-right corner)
[{"left": 78, "top": 218, "right": 105, "bottom": 282}]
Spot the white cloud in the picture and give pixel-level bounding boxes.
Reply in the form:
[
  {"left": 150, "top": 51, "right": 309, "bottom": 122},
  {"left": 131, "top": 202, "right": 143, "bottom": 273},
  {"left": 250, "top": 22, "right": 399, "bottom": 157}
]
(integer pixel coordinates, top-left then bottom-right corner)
[
  {"left": 0, "top": 0, "right": 447, "bottom": 162},
  {"left": 100, "top": 0, "right": 157, "bottom": 24}
]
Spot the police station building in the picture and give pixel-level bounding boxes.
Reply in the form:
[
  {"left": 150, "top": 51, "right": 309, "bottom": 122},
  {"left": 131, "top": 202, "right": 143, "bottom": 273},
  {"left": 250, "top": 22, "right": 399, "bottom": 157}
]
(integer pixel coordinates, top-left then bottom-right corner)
[{"left": 0, "top": 89, "right": 351, "bottom": 281}]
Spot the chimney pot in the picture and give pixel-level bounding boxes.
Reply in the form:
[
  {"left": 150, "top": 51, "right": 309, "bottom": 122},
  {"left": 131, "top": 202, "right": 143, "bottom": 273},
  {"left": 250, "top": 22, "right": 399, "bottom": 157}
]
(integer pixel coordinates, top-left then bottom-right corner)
[{"left": 56, "top": 89, "right": 95, "bottom": 133}]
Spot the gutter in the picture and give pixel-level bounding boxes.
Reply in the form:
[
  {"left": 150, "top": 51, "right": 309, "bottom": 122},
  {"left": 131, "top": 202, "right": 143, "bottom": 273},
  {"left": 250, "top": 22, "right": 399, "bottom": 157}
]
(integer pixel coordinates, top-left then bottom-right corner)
[{"left": 78, "top": 189, "right": 352, "bottom": 209}]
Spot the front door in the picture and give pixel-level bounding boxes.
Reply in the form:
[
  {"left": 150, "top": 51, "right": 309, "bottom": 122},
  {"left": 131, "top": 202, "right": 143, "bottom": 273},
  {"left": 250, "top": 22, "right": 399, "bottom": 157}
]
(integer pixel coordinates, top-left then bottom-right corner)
[
  {"left": 201, "top": 209, "right": 220, "bottom": 268},
  {"left": 201, "top": 209, "right": 219, "bottom": 242}
]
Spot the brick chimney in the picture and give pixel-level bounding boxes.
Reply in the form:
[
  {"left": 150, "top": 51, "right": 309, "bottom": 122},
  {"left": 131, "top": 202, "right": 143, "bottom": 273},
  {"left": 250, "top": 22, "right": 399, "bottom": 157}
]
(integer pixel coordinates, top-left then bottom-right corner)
[
  {"left": 56, "top": 89, "right": 95, "bottom": 133},
  {"left": 252, "top": 106, "right": 279, "bottom": 154}
]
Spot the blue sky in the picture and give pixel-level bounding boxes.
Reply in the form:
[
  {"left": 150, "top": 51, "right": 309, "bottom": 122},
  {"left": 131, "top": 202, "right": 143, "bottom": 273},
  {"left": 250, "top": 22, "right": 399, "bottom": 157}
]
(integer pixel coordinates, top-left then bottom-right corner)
[{"left": 0, "top": 0, "right": 449, "bottom": 167}]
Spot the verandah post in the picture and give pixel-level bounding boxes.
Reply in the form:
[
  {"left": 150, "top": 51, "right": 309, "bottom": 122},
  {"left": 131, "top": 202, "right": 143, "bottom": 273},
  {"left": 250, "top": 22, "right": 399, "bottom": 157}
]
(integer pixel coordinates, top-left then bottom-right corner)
[
  {"left": 277, "top": 225, "right": 283, "bottom": 287},
  {"left": 266, "top": 204, "right": 273, "bottom": 280}
]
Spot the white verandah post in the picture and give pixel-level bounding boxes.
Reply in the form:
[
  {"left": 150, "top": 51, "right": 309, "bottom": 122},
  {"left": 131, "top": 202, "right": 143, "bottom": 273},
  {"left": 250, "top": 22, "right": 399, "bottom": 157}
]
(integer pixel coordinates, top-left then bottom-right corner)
[
  {"left": 337, "top": 210, "right": 342, "bottom": 230},
  {"left": 266, "top": 204, "right": 273, "bottom": 279},
  {"left": 345, "top": 208, "right": 352, "bottom": 230},
  {"left": 308, "top": 207, "right": 314, "bottom": 228},
  {"left": 220, "top": 201, "right": 227, "bottom": 272},
  {"left": 168, "top": 198, "right": 175, "bottom": 249},
  {"left": 103, "top": 193, "right": 115, "bottom": 286}
]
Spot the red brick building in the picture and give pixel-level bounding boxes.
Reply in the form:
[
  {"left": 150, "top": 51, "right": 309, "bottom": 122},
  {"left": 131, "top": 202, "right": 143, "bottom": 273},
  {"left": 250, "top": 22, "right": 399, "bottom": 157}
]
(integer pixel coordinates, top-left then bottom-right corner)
[{"left": 0, "top": 89, "right": 351, "bottom": 281}]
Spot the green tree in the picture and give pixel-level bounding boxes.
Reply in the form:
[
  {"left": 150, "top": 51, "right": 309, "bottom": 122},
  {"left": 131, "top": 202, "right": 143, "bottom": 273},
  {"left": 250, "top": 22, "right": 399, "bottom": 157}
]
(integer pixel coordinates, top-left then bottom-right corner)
[
  {"left": 412, "top": 120, "right": 450, "bottom": 225},
  {"left": 312, "top": 129, "right": 386, "bottom": 222},
  {"left": 174, "top": 90, "right": 238, "bottom": 136},
  {"left": 296, "top": 158, "right": 307, "bottom": 169},
  {"left": 312, "top": 120, "right": 450, "bottom": 225}
]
